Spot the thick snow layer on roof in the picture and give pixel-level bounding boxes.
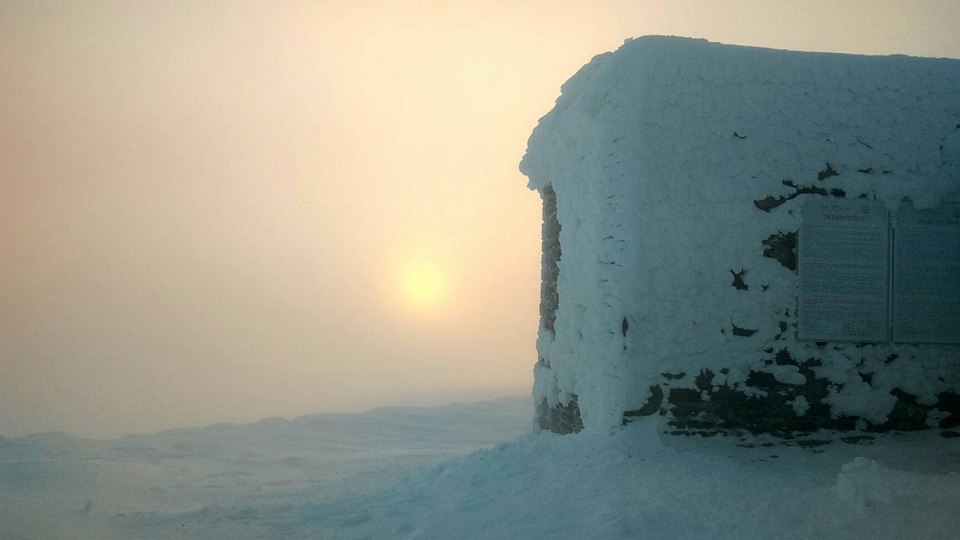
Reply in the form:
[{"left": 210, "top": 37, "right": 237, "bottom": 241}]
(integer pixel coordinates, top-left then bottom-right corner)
[
  {"left": 520, "top": 36, "right": 960, "bottom": 431},
  {"left": 522, "top": 36, "right": 960, "bottom": 204}
]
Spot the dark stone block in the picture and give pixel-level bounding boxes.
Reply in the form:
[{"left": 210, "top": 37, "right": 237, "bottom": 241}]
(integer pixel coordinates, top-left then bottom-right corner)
[
  {"left": 817, "top": 163, "right": 839, "bottom": 180},
  {"left": 662, "top": 362, "right": 858, "bottom": 436},
  {"left": 875, "top": 389, "right": 928, "bottom": 431},
  {"left": 937, "top": 392, "right": 960, "bottom": 429},
  {"left": 647, "top": 353, "right": 956, "bottom": 438},
  {"left": 761, "top": 231, "right": 796, "bottom": 271},
  {"left": 536, "top": 395, "right": 583, "bottom": 434},
  {"left": 731, "top": 323, "right": 758, "bottom": 337},
  {"left": 623, "top": 385, "right": 664, "bottom": 424}
]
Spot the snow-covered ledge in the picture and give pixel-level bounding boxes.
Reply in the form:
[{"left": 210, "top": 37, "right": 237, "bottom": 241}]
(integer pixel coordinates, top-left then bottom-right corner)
[{"left": 520, "top": 36, "right": 960, "bottom": 436}]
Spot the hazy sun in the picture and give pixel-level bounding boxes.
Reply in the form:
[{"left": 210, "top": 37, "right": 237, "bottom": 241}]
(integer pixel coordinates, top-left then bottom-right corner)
[{"left": 400, "top": 259, "right": 448, "bottom": 311}]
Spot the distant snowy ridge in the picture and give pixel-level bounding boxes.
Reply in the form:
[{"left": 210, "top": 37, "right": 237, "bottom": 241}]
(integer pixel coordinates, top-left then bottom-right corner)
[{"left": 0, "top": 396, "right": 532, "bottom": 539}]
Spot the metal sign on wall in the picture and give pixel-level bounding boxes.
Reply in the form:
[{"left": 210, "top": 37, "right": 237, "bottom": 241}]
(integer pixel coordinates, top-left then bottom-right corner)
[
  {"left": 798, "top": 199, "right": 960, "bottom": 344},
  {"left": 892, "top": 202, "right": 960, "bottom": 343},
  {"left": 798, "top": 199, "right": 890, "bottom": 342}
]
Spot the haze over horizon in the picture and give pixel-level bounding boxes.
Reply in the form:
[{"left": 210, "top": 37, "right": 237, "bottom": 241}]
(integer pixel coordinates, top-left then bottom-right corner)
[{"left": 3, "top": 0, "right": 959, "bottom": 438}]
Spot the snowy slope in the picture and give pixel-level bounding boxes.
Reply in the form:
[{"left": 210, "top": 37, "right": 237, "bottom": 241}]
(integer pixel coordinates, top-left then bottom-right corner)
[
  {"left": 0, "top": 397, "right": 532, "bottom": 539},
  {"left": 3, "top": 396, "right": 959, "bottom": 539},
  {"left": 315, "top": 424, "right": 960, "bottom": 540}
]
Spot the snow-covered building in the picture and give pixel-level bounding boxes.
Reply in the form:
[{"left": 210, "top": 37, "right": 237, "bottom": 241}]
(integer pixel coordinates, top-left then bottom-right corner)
[{"left": 520, "top": 37, "right": 960, "bottom": 436}]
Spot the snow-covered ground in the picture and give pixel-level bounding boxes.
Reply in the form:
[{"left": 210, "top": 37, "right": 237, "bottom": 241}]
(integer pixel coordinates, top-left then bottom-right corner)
[
  {"left": 2, "top": 396, "right": 959, "bottom": 539},
  {"left": 0, "top": 397, "right": 531, "bottom": 539}
]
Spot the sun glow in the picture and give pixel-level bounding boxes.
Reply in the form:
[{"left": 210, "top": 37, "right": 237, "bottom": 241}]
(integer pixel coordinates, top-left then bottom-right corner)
[{"left": 400, "top": 259, "right": 448, "bottom": 312}]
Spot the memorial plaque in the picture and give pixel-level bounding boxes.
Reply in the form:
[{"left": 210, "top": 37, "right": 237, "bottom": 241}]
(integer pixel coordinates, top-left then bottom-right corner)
[
  {"left": 892, "top": 202, "right": 960, "bottom": 344},
  {"left": 798, "top": 199, "right": 890, "bottom": 342}
]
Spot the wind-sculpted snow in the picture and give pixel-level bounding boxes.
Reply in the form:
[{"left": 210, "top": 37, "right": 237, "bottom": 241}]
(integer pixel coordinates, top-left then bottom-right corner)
[
  {"left": 0, "top": 397, "right": 532, "bottom": 539},
  {"left": 3, "top": 397, "right": 959, "bottom": 539},
  {"left": 322, "top": 425, "right": 960, "bottom": 540}
]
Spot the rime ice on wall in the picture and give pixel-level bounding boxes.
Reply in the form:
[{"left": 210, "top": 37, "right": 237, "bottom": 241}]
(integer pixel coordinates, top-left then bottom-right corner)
[{"left": 520, "top": 37, "right": 960, "bottom": 435}]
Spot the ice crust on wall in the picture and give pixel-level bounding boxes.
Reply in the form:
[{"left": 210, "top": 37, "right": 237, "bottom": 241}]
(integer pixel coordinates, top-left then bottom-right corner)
[{"left": 520, "top": 36, "right": 960, "bottom": 433}]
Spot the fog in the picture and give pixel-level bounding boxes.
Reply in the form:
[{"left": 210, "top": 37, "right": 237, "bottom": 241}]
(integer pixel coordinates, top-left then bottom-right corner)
[{"left": 2, "top": 0, "right": 957, "bottom": 438}]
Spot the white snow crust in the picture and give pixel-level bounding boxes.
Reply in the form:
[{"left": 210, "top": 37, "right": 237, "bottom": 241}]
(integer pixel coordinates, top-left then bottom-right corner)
[
  {"left": 520, "top": 36, "right": 960, "bottom": 430},
  {"left": 3, "top": 397, "right": 959, "bottom": 539}
]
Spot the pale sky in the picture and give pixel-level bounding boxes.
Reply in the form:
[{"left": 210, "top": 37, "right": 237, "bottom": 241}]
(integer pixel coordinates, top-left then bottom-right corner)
[{"left": 2, "top": 0, "right": 958, "bottom": 438}]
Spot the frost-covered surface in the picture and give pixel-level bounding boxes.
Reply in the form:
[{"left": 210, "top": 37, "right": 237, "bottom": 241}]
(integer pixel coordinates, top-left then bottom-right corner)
[
  {"left": 519, "top": 36, "right": 960, "bottom": 431},
  {"left": 4, "top": 397, "right": 960, "bottom": 539},
  {"left": 0, "top": 397, "right": 531, "bottom": 539}
]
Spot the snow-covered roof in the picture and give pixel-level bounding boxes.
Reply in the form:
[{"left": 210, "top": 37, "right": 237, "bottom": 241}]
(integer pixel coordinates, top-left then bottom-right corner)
[{"left": 522, "top": 36, "right": 959, "bottom": 208}]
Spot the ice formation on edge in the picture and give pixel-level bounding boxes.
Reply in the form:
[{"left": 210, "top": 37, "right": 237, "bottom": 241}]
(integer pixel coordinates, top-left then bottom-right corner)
[{"left": 520, "top": 36, "right": 960, "bottom": 435}]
